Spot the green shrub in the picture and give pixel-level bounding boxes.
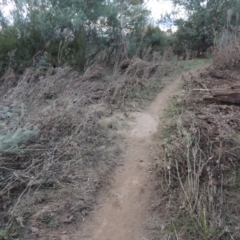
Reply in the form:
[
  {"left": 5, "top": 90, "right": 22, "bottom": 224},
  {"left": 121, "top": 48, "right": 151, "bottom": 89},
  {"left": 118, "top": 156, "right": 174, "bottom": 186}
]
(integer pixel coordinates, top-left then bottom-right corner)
[{"left": 0, "top": 126, "right": 39, "bottom": 154}]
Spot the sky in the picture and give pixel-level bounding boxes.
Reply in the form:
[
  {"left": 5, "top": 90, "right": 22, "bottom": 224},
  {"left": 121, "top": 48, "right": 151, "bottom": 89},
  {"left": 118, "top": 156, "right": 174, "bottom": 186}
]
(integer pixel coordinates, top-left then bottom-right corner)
[
  {"left": 146, "top": 0, "right": 186, "bottom": 30},
  {"left": 146, "top": 0, "right": 172, "bottom": 29},
  {"left": 2, "top": 3, "right": 14, "bottom": 18},
  {"left": 146, "top": 0, "right": 174, "bottom": 19}
]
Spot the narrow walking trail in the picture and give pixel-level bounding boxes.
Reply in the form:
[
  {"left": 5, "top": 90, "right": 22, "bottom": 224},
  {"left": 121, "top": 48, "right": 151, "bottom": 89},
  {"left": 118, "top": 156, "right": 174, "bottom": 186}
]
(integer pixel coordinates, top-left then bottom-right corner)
[{"left": 75, "top": 74, "right": 184, "bottom": 240}]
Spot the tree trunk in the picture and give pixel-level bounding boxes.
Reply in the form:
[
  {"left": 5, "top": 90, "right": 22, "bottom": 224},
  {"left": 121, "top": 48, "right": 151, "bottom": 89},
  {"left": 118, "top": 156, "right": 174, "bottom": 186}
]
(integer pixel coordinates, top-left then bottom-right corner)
[{"left": 120, "top": 0, "right": 127, "bottom": 58}]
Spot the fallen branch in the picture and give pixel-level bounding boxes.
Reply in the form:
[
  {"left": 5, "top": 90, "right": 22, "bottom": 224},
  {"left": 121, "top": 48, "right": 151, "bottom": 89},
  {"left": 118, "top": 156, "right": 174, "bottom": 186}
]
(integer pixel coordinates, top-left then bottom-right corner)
[
  {"left": 193, "top": 89, "right": 210, "bottom": 91},
  {"left": 203, "top": 90, "right": 240, "bottom": 105}
]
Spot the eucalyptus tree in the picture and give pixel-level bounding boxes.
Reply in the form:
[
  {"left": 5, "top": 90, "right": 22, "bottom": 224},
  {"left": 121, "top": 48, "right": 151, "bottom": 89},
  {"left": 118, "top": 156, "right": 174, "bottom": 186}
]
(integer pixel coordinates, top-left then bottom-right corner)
[
  {"left": 0, "top": 0, "right": 152, "bottom": 73},
  {"left": 171, "top": 0, "right": 240, "bottom": 53},
  {"left": 0, "top": 0, "right": 117, "bottom": 70}
]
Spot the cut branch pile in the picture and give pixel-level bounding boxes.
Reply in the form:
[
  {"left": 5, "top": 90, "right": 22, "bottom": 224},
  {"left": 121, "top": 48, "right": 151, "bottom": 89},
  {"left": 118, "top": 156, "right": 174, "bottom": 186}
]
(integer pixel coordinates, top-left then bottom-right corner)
[{"left": 194, "top": 67, "right": 240, "bottom": 105}]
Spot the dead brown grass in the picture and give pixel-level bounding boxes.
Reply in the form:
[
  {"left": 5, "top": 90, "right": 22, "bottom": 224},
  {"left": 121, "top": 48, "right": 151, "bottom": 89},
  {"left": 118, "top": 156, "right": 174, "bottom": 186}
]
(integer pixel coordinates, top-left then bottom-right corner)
[
  {"left": 0, "top": 52, "right": 181, "bottom": 239},
  {"left": 0, "top": 67, "right": 122, "bottom": 239},
  {"left": 153, "top": 67, "right": 240, "bottom": 240},
  {"left": 212, "top": 29, "right": 240, "bottom": 70}
]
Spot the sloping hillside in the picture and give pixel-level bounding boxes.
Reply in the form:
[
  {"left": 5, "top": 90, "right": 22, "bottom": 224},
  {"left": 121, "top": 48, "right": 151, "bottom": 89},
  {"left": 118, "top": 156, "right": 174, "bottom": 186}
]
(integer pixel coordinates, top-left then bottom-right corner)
[{"left": 0, "top": 55, "right": 201, "bottom": 239}]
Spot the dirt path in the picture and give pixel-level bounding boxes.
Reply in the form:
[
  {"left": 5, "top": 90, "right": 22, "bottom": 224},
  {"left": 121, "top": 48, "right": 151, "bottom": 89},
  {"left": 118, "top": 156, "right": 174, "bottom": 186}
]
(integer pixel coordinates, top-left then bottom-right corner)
[
  {"left": 68, "top": 75, "right": 182, "bottom": 240},
  {"left": 69, "top": 67, "right": 205, "bottom": 240}
]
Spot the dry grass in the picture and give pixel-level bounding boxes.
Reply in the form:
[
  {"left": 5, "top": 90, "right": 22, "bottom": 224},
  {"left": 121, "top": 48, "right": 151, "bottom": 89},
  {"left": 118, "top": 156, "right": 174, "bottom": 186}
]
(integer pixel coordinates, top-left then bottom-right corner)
[
  {"left": 153, "top": 67, "right": 240, "bottom": 240},
  {"left": 0, "top": 51, "right": 183, "bottom": 239},
  {"left": 212, "top": 29, "right": 240, "bottom": 70},
  {"left": 106, "top": 53, "right": 182, "bottom": 109},
  {"left": 0, "top": 67, "right": 122, "bottom": 239}
]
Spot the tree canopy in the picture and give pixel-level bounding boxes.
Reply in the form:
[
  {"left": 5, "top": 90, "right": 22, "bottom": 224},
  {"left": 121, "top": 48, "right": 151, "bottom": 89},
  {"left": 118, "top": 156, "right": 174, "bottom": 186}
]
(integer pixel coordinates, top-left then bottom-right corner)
[
  {"left": 0, "top": 0, "right": 170, "bottom": 74},
  {"left": 171, "top": 0, "right": 240, "bottom": 53},
  {"left": 0, "top": 0, "right": 239, "bottom": 75}
]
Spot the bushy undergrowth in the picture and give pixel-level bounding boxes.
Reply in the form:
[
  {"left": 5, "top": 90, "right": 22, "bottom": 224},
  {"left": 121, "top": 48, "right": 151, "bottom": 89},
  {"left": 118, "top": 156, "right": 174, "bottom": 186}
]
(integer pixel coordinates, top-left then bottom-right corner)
[
  {"left": 212, "top": 29, "right": 240, "bottom": 70},
  {"left": 107, "top": 53, "right": 180, "bottom": 107},
  {"left": 154, "top": 69, "right": 240, "bottom": 240}
]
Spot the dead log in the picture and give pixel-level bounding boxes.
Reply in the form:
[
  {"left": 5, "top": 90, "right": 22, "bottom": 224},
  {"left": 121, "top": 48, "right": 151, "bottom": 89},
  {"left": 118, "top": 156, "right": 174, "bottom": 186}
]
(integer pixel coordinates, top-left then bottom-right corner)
[
  {"left": 203, "top": 90, "right": 240, "bottom": 105},
  {"left": 211, "top": 89, "right": 240, "bottom": 96}
]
